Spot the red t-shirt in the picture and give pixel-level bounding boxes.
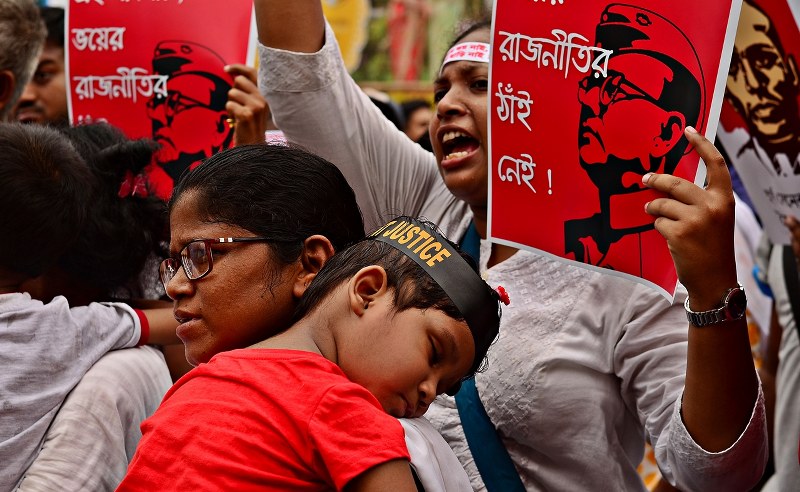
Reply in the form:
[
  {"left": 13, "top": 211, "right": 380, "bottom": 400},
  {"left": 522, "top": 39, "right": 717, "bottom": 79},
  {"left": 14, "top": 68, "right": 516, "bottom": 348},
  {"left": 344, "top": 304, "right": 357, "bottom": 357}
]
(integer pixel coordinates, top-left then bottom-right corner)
[{"left": 117, "top": 349, "right": 409, "bottom": 491}]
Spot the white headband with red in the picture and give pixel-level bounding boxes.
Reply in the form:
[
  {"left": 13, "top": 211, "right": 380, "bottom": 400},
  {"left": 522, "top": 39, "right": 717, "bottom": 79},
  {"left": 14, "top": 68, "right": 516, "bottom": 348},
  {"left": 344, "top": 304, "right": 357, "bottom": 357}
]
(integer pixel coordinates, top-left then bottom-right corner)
[{"left": 441, "top": 42, "right": 491, "bottom": 71}]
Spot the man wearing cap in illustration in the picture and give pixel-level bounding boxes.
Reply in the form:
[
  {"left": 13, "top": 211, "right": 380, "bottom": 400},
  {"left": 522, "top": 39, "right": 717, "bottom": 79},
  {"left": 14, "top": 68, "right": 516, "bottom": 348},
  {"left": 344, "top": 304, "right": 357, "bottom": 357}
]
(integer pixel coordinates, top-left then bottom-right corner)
[
  {"left": 144, "top": 41, "right": 234, "bottom": 200},
  {"left": 565, "top": 3, "right": 704, "bottom": 277},
  {"left": 724, "top": 0, "right": 800, "bottom": 177}
]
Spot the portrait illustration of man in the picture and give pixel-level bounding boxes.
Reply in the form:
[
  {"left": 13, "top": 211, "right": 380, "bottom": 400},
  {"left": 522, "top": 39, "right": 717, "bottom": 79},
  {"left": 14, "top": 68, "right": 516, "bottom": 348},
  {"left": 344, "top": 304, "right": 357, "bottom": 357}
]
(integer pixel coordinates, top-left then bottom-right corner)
[
  {"left": 564, "top": 3, "right": 704, "bottom": 276},
  {"left": 725, "top": 0, "right": 800, "bottom": 177},
  {"left": 144, "top": 41, "right": 234, "bottom": 200}
]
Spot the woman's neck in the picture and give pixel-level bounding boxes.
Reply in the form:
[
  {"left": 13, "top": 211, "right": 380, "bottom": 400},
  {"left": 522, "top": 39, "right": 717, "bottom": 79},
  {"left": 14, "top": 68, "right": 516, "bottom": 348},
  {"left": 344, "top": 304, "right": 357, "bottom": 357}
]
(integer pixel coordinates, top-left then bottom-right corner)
[{"left": 469, "top": 205, "right": 518, "bottom": 268}]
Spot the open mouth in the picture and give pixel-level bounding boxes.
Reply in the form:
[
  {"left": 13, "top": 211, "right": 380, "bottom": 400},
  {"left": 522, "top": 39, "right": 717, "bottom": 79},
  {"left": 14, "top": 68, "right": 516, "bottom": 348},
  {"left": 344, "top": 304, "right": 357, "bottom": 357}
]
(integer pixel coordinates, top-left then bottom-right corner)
[{"left": 441, "top": 130, "right": 479, "bottom": 161}]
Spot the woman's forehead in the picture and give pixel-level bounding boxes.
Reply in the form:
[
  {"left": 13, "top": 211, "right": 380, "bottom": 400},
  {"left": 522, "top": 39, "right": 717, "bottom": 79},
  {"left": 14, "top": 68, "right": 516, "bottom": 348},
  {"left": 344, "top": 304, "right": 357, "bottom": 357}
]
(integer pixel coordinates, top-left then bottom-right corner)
[
  {"left": 169, "top": 194, "right": 239, "bottom": 243},
  {"left": 436, "top": 58, "right": 489, "bottom": 85}
]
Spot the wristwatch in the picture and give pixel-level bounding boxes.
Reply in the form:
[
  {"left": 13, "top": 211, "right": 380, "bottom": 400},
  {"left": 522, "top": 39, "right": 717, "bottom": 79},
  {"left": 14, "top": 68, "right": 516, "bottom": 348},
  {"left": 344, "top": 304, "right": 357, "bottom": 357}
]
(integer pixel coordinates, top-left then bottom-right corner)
[{"left": 684, "top": 283, "right": 747, "bottom": 327}]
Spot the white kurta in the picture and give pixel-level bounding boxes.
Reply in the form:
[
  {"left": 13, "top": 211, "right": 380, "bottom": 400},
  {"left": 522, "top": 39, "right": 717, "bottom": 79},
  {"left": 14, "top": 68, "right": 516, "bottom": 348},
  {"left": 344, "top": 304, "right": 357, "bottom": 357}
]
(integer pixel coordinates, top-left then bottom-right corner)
[{"left": 259, "top": 24, "right": 767, "bottom": 491}]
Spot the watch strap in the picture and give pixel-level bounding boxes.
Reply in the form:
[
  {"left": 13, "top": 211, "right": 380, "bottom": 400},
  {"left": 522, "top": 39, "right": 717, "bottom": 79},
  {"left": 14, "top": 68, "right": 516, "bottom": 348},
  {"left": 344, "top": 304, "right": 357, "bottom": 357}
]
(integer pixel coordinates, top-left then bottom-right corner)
[{"left": 684, "top": 283, "right": 746, "bottom": 327}]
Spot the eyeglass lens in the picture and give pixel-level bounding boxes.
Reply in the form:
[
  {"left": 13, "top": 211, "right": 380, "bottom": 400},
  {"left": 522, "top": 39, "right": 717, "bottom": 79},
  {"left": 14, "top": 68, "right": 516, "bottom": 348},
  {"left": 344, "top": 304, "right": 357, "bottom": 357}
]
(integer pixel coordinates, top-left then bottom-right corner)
[
  {"left": 183, "top": 241, "right": 211, "bottom": 279},
  {"left": 159, "top": 240, "right": 212, "bottom": 290}
]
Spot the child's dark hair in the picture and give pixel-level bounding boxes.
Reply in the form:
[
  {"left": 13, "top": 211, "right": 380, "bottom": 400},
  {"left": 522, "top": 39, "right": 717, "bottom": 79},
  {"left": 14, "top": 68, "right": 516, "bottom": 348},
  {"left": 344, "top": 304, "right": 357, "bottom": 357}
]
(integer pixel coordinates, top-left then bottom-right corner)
[
  {"left": 55, "top": 123, "right": 168, "bottom": 295},
  {"left": 295, "top": 222, "right": 500, "bottom": 384},
  {"left": 0, "top": 123, "right": 92, "bottom": 278},
  {"left": 170, "top": 143, "right": 365, "bottom": 279}
]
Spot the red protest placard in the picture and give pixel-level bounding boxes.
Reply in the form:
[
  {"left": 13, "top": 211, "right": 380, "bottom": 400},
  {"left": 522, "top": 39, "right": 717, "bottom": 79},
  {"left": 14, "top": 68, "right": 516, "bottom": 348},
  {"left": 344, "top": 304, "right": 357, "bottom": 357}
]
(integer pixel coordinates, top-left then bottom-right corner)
[
  {"left": 488, "top": 0, "right": 742, "bottom": 298},
  {"left": 718, "top": 0, "right": 800, "bottom": 245},
  {"left": 67, "top": 0, "right": 255, "bottom": 200}
]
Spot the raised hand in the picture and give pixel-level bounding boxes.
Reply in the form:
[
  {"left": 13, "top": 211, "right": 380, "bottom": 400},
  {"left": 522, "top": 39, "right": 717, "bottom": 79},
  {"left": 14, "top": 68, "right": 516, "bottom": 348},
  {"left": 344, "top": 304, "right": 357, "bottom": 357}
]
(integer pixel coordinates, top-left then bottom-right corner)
[
  {"left": 643, "top": 126, "right": 737, "bottom": 310},
  {"left": 225, "top": 64, "right": 270, "bottom": 146}
]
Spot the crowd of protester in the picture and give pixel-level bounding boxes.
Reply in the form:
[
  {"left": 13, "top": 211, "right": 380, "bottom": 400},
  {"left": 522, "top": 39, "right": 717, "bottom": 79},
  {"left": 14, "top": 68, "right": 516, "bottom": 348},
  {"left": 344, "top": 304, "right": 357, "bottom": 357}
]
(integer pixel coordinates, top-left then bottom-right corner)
[{"left": 0, "top": 0, "right": 797, "bottom": 490}]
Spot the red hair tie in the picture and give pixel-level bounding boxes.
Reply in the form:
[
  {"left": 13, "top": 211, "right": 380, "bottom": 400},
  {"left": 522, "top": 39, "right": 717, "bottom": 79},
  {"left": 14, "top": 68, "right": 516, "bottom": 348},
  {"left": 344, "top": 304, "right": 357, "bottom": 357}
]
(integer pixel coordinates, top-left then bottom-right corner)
[
  {"left": 118, "top": 170, "right": 148, "bottom": 198},
  {"left": 495, "top": 285, "right": 510, "bottom": 306}
]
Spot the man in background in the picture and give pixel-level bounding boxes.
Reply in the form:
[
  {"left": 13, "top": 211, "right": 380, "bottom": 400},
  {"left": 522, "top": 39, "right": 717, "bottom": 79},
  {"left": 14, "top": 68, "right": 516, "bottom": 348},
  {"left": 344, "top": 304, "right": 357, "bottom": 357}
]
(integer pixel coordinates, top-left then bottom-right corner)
[
  {"left": 0, "top": 0, "right": 45, "bottom": 121},
  {"left": 14, "top": 6, "right": 68, "bottom": 127}
]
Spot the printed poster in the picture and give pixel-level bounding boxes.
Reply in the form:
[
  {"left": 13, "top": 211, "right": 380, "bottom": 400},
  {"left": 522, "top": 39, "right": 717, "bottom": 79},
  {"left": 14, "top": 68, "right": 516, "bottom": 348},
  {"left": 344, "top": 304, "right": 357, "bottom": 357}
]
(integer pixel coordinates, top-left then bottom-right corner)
[
  {"left": 323, "top": 0, "right": 370, "bottom": 73},
  {"left": 67, "top": 0, "right": 255, "bottom": 200},
  {"left": 717, "top": 0, "right": 800, "bottom": 245},
  {"left": 488, "top": 0, "right": 743, "bottom": 298}
]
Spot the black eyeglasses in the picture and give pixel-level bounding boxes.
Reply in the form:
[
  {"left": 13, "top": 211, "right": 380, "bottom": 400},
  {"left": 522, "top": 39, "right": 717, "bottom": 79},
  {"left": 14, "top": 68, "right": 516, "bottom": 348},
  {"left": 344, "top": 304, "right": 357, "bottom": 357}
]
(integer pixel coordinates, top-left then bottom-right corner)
[
  {"left": 146, "top": 91, "right": 212, "bottom": 120},
  {"left": 578, "top": 72, "right": 665, "bottom": 113},
  {"left": 159, "top": 237, "right": 271, "bottom": 295}
]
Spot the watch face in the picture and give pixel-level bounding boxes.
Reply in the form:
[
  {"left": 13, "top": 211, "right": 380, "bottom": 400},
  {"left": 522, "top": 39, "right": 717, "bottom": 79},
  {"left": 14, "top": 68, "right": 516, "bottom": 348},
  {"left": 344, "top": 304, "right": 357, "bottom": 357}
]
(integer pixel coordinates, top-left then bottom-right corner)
[{"left": 726, "top": 287, "right": 748, "bottom": 319}]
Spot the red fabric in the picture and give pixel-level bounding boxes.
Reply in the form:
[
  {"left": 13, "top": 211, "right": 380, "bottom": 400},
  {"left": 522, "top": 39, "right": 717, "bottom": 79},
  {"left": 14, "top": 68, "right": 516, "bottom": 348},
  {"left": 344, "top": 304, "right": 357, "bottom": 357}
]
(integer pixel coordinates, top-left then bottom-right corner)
[
  {"left": 117, "top": 349, "right": 409, "bottom": 491},
  {"left": 142, "top": 159, "right": 203, "bottom": 202},
  {"left": 133, "top": 309, "right": 149, "bottom": 346}
]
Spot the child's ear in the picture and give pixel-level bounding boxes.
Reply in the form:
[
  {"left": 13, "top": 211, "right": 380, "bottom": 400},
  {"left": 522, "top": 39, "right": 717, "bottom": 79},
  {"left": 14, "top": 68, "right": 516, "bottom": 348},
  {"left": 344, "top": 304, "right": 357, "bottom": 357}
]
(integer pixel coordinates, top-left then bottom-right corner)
[
  {"left": 349, "top": 265, "right": 388, "bottom": 316},
  {"left": 292, "top": 235, "right": 335, "bottom": 299}
]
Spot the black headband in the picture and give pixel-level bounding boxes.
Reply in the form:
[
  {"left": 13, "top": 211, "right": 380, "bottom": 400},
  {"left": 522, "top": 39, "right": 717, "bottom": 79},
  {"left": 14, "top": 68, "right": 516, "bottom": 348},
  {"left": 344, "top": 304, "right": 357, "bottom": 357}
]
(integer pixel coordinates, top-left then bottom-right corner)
[{"left": 370, "top": 217, "right": 501, "bottom": 371}]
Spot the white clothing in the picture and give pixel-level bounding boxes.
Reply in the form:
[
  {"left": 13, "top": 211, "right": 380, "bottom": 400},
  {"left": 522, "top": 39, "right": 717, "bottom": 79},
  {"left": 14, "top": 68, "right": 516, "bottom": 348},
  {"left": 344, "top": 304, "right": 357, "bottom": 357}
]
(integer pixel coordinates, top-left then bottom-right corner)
[
  {"left": 734, "top": 193, "right": 773, "bottom": 337},
  {"left": 401, "top": 418, "right": 473, "bottom": 492},
  {"left": 0, "top": 293, "right": 143, "bottom": 491},
  {"left": 761, "top": 245, "right": 800, "bottom": 492},
  {"left": 259, "top": 24, "right": 767, "bottom": 491},
  {"left": 717, "top": 126, "right": 800, "bottom": 245},
  {"left": 17, "top": 347, "right": 171, "bottom": 492}
]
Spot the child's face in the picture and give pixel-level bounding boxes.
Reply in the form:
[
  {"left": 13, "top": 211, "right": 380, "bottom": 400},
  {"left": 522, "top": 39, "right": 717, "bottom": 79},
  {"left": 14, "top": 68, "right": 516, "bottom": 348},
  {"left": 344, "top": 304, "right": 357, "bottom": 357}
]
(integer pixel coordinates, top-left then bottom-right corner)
[
  {"left": 337, "top": 296, "right": 475, "bottom": 418},
  {"left": 165, "top": 192, "right": 299, "bottom": 365}
]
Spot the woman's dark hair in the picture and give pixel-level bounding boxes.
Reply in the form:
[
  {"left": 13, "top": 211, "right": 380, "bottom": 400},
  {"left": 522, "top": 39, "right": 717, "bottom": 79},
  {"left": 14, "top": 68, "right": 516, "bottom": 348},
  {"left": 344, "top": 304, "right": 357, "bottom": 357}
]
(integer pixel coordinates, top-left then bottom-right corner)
[
  {"left": 170, "top": 143, "right": 365, "bottom": 268},
  {"left": 294, "top": 224, "right": 499, "bottom": 382},
  {"left": 437, "top": 16, "right": 492, "bottom": 69},
  {"left": 450, "top": 16, "right": 492, "bottom": 48},
  {"left": 56, "top": 123, "right": 168, "bottom": 294},
  {"left": 0, "top": 123, "right": 92, "bottom": 278}
]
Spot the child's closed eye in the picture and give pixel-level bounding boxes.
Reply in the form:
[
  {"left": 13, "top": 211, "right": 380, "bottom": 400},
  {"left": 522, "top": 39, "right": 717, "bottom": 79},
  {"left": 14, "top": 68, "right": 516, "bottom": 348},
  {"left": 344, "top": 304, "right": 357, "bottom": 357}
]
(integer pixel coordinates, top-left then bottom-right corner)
[{"left": 429, "top": 338, "right": 441, "bottom": 365}]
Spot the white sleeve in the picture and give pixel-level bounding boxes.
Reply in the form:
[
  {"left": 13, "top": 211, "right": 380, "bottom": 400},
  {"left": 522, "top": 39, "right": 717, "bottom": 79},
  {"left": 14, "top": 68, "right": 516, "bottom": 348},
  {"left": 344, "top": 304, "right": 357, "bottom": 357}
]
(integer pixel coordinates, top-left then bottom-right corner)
[
  {"left": 400, "top": 417, "right": 472, "bottom": 492},
  {"left": 614, "top": 285, "right": 768, "bottom": 490},
  {"left": 17, "top": 347, "right": 172, "bottom": 492},
  {"left": 259, "top": 23, "right": 469, "bottom": 237},
  {"left": 656, "top": 385, "right": 767, "bottom": 491}
]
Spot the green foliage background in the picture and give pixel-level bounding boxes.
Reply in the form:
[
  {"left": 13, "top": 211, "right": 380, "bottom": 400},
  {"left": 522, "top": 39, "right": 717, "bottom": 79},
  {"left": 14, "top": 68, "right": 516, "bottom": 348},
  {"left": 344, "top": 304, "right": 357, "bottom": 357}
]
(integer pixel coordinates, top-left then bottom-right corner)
[{"left": 352, "top": 0, "right": 490, "bottom": 83}]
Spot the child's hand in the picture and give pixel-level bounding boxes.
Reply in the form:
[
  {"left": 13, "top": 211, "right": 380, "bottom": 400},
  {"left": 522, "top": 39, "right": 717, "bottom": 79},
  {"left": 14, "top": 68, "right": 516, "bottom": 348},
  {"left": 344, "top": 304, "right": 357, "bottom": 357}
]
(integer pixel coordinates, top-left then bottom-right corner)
[
  {"left": 643, "top": 127, "right": 737, "bottom": 309},
  {"left": 784, "top": 215, "right": 800, "bottom": 262}
]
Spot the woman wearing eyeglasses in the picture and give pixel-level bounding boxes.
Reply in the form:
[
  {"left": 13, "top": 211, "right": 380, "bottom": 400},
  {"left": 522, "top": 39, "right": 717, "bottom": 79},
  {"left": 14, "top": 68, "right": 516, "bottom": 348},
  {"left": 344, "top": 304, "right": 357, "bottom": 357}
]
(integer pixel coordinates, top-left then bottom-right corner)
[
  {"left": 158, "top": 143, "right": 364, "bottom": 366},
  {"left": 255, "top": 1, "right": 767, "bottom": 490},
  {"left": 156, "top": 143, "right": 473, "bottom": 491}
]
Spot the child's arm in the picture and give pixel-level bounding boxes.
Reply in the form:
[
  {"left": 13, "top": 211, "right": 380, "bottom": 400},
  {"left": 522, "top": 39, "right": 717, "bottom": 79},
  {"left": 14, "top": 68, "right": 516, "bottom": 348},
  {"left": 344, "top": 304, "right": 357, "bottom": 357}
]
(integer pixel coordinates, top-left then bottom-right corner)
[
  {"left": 137, "top": 304, "right": 181, "bottom": 346},
  {"left": 343, "top": 459, "right": 417, "bottom": 492}
]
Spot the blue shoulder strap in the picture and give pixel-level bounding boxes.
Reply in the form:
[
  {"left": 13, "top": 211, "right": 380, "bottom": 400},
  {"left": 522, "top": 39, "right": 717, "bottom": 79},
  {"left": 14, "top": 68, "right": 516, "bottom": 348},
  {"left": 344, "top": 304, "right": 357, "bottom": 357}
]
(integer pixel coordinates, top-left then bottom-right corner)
[
  {"left": 458, "top": 220, "right": 481, "bottom": 266},
  {"left": 456, "top": 220, "right": 524, "bottom": 491},
  {"left": 455, "top": 379, "right": 526, "bottom": 491}
]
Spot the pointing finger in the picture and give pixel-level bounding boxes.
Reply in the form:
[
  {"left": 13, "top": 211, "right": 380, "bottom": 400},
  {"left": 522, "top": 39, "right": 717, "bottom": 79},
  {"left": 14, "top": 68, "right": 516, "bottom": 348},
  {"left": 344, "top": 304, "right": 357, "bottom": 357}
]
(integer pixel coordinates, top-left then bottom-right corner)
[{"left": 684, "top": 126, "right": 731, "bottom": 193}]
